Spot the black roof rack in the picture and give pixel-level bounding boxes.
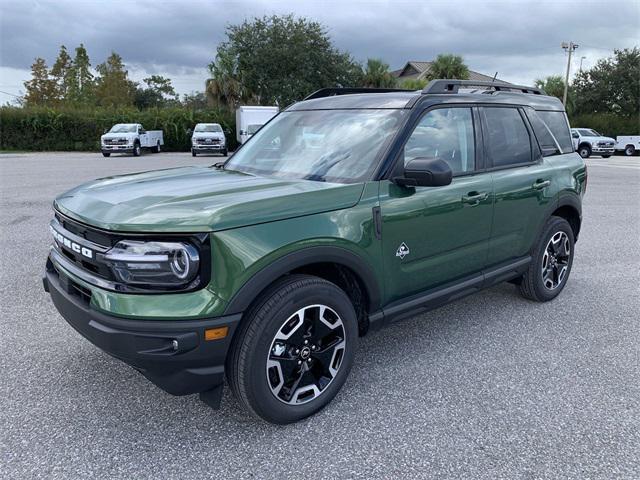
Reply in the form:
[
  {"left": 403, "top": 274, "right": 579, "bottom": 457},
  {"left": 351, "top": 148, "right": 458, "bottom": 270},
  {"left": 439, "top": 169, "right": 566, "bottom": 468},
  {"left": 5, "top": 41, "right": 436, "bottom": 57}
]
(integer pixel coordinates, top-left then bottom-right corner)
[
  {"left": 304, "top": 87, "right": 415, "bottom": 101},
  {"left": 422, "top": 79, "right": 546, "bottom": 96}
]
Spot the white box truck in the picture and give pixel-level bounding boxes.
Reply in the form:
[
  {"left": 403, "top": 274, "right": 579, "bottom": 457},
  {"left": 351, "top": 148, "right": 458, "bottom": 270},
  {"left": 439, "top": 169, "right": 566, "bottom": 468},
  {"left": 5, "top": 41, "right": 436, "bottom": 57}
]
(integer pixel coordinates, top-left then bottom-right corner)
[
  {"left": 236, "top": 106, "right": 278, "bottom": 144},
  {"left": 101, "top": 123, "right": 164, "bottom": 157}
]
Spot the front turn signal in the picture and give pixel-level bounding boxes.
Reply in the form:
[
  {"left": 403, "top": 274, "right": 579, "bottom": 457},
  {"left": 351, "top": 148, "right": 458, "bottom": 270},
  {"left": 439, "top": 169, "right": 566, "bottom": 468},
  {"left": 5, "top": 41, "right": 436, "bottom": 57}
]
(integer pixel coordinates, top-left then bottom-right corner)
[{"left": 205, "top": 326, "right": 229, "bottom": 341}]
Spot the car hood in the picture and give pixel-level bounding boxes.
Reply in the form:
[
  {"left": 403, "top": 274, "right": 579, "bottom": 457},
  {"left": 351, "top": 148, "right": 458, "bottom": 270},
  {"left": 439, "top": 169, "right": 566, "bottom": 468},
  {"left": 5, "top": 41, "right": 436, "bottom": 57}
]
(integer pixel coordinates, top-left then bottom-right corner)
[
  {"left": 591, "top": 136, "right": 615, "bottom": 143},
  {"left": 102, "top": 133, "right": 136, "bottom": 140},
  {"left": 192, "top": 132, "right": 224, "bottom": 140},
  {"left": 54, "top": 166, "right": 365, "bottom": 232}
]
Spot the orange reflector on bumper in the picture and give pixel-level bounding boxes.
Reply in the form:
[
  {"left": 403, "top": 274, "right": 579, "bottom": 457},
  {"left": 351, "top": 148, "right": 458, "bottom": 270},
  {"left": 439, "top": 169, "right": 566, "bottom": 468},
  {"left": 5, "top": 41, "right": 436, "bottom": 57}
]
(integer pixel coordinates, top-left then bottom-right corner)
[{"left": 205, "top": 326, "right": 228, "bottom": 341}]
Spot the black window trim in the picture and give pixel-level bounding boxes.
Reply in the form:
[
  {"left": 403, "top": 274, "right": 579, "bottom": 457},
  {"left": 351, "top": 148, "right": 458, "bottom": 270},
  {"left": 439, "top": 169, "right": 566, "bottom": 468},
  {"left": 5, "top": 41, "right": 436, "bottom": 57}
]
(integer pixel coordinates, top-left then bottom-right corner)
[
  {"left": 479, "top": 105, "right": 541, "bottom": 172},
  {"left": 386, "top": 103, "right": 484, "bottom": 180}
]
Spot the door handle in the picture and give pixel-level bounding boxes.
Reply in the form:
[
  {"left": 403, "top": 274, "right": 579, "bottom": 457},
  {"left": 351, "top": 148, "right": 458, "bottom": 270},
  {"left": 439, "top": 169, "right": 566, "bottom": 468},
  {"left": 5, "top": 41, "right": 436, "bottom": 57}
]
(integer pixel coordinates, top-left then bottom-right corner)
[
  {"left": 462, "top": 191, "right": 488, "bottom": 205},
  {"left": 533, "top": 179, "right": 551, "bottom": 190}
]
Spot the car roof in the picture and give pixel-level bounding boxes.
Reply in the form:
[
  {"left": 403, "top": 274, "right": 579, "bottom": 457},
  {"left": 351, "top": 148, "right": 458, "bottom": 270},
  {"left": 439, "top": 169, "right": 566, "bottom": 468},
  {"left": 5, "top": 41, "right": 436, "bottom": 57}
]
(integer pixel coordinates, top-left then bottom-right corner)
[{"left": 287, "top": 90, "right": 565, "bottom": 112}]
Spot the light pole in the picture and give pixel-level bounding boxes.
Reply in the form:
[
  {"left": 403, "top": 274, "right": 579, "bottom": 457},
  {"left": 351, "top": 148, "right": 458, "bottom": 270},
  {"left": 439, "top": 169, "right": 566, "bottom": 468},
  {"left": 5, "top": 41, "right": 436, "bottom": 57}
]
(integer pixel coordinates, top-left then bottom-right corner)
[
  {"left": 579, "top": 56, "right": 587, "bottom": 72},
  {"left": 561, "top": 42, "right": 579, "bottom": 106}
]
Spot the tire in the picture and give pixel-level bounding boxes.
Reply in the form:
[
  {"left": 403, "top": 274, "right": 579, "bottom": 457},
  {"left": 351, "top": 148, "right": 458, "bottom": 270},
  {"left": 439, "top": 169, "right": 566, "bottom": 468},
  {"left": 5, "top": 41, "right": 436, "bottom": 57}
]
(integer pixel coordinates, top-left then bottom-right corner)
[
  {"left": 518, "top": 216, "right": 575, "bottom": 302},
  {"left": 191, "top": 149, "right": 197, "bottom": 157},
  {"left": 578, "top": 145, "right": 591, "bottom": 159},
  {"left": 625, "top": 145, "right": 636, "bottom": 157},
  {"left": 222, "top": 148, "right": 228, "bottom": 156},
  {"left": 226, "top": 274, "right": 358, "bottom": 424},
  {"left": 153, "top": 141, "right": 161, "bottom": 153},
  {"left": 102, "top": 152, "right": 110, "bottom": 157},
  {"left": 602, "top": 154, "right": 611, "bottom": 158},
  {"left": 133, "top": 142, "right": 141, "bottom": 157}
]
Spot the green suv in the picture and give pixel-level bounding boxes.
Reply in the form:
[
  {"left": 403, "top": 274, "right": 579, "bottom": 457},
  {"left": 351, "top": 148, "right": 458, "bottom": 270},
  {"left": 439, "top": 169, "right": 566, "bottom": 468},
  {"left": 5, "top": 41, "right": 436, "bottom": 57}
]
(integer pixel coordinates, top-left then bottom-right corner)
[{"left": 44, "top": 80, "right": 586, "bottom": 424}]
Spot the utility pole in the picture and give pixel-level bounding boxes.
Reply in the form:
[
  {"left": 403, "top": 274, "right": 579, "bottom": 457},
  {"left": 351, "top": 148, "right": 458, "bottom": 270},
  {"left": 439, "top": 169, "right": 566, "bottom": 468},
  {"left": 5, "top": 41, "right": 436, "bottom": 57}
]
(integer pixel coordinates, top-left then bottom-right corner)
[{"left": 561, "top": 41, "right": 579, "bottom": 106}]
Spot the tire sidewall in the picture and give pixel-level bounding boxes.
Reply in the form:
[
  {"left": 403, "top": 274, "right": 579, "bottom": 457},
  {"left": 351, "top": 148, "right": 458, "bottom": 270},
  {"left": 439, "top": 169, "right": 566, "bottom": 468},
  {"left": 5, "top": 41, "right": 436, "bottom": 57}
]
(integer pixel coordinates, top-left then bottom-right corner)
[
  {"left": 579, "top": 146, "right": 591, "bottom": 158},
  {"left": 625, "top": 146, "right": 635, "bottom": 156},
  {"left": 531, "top": 218, "right": 575, "bottom": 301},
  {"left": 241, "top": 280, "right": 358, "bottom": 424}
]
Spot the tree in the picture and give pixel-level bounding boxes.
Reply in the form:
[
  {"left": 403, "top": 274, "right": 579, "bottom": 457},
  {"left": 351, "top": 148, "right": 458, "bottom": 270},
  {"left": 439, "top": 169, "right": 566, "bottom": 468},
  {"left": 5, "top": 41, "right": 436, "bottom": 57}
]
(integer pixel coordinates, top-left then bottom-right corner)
[
  {"left": 181, "top": 91, "right": 208, "bottom": 110},
  {"left": 426, "top": 54, "right": 470, "bottom": 80},
  {"left": 23, "top": 58, "right": 57, "bottom": 106},
  {"left": 534, "top": 75, "right": 575, "bottom": 113},
  {"left": 361, "top": 59, "right": 396, "bottom": 88},
  {"left": 68, "top": 44, "right": 94, "bottom": 105},
  {"left": 208, "top": 14, "right": 363, "bottom": 107},
  {"left": 400, "top": 78, "right": 428, "bottom": 90},
  {"left": 50, "top": 45, "right": 73, "bottom": 103},
  {"left": 573, "top": 48, "right": 640, "bottom": 116},
  {"left": 134, "top": 75, "right": 177, "bottom": 109},
  {"left": 94, "top": 52, "right": 135, "bottom": 107}
]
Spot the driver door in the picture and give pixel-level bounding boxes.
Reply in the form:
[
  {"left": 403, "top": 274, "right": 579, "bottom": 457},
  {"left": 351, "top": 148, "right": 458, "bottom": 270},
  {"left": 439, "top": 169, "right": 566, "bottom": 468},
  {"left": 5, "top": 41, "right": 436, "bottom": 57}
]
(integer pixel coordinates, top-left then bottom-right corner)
[{"left": 379, "top": 106, "right": 494, "bottom": 303}]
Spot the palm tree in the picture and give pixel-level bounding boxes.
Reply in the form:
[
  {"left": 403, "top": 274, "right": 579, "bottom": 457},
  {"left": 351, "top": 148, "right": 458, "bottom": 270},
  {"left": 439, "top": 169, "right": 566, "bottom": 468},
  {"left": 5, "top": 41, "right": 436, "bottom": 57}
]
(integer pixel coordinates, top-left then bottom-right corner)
[
  {"left": 426, "top": 54, "right": 470, "bottom": 80},
  {"left": 362, "top": 58, "right": 397, "bottom": 88}
]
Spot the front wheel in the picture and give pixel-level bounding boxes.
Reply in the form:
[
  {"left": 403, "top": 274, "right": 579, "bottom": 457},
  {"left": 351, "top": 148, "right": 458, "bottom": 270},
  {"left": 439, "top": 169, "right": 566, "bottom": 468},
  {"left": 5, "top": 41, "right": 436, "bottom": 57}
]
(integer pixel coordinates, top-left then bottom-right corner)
[
  {"left": 518, "top": 216, "right": 575, "bottom": 302},
  {"left": 625, "top": 145, "right": 636, "bottom": 156},
  {"left": 191, "top": 149, "right": 197, "bottom": 157},
  {"left": 222, "top": 148, "right": 228, "bottom": 156},
  {"left": 133, "top": 143, "right": 141, "bottom": 157},
  {"left": 226, "top": 275, "right": 358, "bottom": 424},
  {"left": 578, "top": 146, "right": 591, "bottom": 158},
  {"left": 102, "top": 152, "right": 110, "bottom": 157}
]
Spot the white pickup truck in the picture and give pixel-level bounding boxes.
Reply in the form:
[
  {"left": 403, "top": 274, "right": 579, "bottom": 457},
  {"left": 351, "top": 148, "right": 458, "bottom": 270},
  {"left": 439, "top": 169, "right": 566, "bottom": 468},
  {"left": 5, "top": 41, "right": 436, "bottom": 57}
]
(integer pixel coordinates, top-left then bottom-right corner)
[
  {"left": 570, "top": 128, "right": 616, "bottom": 159},
  {"left": 615, "top": 136, "right": 640, "bottom": 156},
  {"left": 101, "top": 123, "right": 164, "bottom": 157}
]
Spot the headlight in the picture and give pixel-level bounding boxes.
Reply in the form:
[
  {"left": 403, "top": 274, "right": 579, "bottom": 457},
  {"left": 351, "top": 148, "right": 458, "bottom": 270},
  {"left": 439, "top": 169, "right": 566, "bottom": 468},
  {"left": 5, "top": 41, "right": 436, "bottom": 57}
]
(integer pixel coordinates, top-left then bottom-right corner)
[
  {"left": 103, "top": 240, "right": 200, "bottom": 288},
  {"left": 592, "top": 140, "right": 599, "bottom": 146}
]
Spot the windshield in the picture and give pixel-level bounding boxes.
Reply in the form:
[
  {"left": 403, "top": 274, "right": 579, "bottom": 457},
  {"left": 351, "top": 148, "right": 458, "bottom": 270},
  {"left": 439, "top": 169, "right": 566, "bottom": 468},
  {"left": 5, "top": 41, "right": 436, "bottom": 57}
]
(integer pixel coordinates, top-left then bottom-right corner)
[
  {"left": 578, "top": 129, "right": 600, "bottom": 137},
  {"left": 226, "top": 109, "right": 406, "bottom": 183},
  {"left": 247, "top": 124, "right": 262, "bottom": 135},
  {"left": 195, "top": 124, "right": 222, "bottom": 133},
  {"left": 109, "top": 124, "right": 137, "bottom": 133}
]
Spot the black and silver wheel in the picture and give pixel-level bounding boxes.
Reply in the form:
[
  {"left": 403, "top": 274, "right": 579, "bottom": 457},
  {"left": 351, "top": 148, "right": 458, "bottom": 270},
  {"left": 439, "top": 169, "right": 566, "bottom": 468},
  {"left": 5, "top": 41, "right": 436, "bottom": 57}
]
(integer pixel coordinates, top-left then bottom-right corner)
[
  {"left": 227, "top": 275, "right": 357, "bottom": 424},
  {"left": 266, "top": 304, "right": 346, "bottom": 405},
  {"left": 578, "top": 145, "right": 591, "bottom": 158},
  {"left": 154, "top": 141, "right": 161, "bottom": 153},
  {"left": 625, "top": 145, "right": 636, "bottom": 157},
  {"left": 518, "top": 216, "right": 575, "bottom": 302},
  {"left": 133, "top": 142, "right": 141, "bottom": 157}
]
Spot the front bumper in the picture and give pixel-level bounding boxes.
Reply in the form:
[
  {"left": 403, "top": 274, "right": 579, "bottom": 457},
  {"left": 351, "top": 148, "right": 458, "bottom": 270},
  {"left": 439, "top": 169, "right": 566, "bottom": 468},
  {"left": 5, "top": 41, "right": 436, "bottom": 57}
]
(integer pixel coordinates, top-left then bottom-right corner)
[
  {"left": 591, "top": 146, "right": 615, "bottom": 154},
  {"left": 192, "top": 144, "right": 225, "bottom": 152},
  {"left": 102, "top": 145, "right": 134, "bottom": 153},
  {"left": 43, "top": 264, "right": 241, "bottom": 406}
]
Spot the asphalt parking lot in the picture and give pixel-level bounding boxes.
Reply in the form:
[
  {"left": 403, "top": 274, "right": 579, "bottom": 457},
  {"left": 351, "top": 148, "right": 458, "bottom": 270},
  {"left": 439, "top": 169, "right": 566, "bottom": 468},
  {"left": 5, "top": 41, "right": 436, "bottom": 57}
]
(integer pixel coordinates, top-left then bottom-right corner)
[{"left": 1, "top": 151, "right": 638, "bottom": 479}]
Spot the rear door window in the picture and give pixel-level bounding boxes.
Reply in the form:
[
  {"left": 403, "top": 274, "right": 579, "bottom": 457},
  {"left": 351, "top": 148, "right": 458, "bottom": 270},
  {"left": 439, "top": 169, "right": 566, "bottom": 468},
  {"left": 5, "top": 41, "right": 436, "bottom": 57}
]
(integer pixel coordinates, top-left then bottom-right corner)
[{"left": 482, "top": 107, "right": 532, "bottom": 168}]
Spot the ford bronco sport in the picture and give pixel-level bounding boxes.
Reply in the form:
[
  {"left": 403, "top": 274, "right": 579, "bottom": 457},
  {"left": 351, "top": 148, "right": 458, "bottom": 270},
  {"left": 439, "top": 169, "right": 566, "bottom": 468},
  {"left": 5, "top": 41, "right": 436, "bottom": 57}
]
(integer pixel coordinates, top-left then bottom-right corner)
[{"left": 44, "top": 80, "right": 586, "bottom": 424}]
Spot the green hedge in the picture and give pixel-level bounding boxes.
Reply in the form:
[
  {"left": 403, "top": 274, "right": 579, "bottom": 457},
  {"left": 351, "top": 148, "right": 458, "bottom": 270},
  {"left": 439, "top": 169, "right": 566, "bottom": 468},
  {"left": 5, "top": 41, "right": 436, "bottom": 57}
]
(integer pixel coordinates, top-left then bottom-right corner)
[
  {"left": 568, "top": 113, "right": 640, "bottom": 138},
  {"left": 0, "top": 106, "right": 237, "bottom": 152}
]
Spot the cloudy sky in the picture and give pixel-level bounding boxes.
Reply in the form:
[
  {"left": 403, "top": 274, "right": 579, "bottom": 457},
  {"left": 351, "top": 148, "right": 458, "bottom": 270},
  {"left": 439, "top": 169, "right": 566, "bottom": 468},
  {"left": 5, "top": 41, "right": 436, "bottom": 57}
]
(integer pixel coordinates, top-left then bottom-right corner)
[{"left": 1, "top": 0, "right": 638, "bottom": 104}]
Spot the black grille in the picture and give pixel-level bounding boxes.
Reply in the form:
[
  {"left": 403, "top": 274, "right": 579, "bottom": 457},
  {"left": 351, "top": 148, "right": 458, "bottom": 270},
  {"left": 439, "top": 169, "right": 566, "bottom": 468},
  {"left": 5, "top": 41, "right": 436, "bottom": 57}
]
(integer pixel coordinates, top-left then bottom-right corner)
[
  {"left": 196, "top": 137, "right": 221, "bottom": 145},
  {"left": 104, "top": 138, "right": 128, "bottom": 145}
]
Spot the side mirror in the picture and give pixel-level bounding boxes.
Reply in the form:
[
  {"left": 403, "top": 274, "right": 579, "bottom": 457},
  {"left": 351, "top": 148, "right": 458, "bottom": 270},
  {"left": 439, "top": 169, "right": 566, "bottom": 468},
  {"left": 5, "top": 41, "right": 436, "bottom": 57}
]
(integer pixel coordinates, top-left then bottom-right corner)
[
  {"left": 239, "top": 130, "right": 245, "bottom": 135},
  {"left": 103, "top": 128, "right": 108, "bottom": 134},
  {"left": 394, "top": 157, "right": 452, "bottom": 187},
  {"left": 139, "top": 129, "right": 146, "bottom": 135},
  {"left": 186, "top": 128, "right": 192, "bottom": 135}
]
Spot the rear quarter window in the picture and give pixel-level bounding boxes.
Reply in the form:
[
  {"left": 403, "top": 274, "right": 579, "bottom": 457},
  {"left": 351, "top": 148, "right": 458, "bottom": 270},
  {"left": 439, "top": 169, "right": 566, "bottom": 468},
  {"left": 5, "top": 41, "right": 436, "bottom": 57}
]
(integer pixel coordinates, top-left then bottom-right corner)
[{"left": 537, "top": 111, "right": 573, "bottom": 154}]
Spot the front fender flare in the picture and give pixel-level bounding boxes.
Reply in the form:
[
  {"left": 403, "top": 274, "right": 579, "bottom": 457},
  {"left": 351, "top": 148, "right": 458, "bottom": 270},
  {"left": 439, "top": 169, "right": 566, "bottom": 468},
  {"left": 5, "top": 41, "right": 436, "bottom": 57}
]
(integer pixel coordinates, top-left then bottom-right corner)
[{"left": 223, "top": 246, "right": 381, "bottom": 315}]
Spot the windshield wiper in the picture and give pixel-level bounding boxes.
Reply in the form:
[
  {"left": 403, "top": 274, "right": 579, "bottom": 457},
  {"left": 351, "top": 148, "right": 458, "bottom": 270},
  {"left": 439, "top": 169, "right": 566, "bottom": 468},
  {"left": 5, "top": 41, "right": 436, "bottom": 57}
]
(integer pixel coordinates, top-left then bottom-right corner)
[{"left": 305, "top": 150, "right": 351, "bottom": 181}]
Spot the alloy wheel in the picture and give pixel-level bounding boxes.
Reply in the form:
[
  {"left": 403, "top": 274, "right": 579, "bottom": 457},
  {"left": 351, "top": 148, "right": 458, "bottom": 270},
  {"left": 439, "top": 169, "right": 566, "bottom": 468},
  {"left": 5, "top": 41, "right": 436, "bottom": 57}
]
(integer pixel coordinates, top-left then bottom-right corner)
[
  {"left": 541, "top": 231, "right": 571, "bottom": 290},
  {"left": 266, "top": 304, "right": 346, "bottom": 405}
]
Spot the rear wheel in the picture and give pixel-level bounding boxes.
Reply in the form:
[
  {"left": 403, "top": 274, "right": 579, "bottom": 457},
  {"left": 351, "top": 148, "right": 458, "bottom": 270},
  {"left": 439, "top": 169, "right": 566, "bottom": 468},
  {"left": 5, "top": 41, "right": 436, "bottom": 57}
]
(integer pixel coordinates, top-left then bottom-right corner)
[
  {"left": 102, "top": 152, "right": 110, "bottom": 157},
  {"left": 518, "top": 216, "right": 574, "bottom": 302},
  {"left": 227, "top": 275, "right": 358, "bottom": 424},
  {"left": 578, "top": 145, "right": 591, "bottom": 158},
  {"left": 625, "top": 145, "right": 636, "bottom": 156},
  {"left": 152, "top": 141, "right": 161, "bottom": 153}
]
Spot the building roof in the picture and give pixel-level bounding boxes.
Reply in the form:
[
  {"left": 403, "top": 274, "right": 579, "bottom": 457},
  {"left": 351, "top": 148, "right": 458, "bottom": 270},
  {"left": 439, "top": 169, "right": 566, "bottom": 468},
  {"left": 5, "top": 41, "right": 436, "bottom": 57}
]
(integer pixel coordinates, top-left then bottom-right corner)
[{"left": 392, "top": 60, "right": 511, "bottom": 85}]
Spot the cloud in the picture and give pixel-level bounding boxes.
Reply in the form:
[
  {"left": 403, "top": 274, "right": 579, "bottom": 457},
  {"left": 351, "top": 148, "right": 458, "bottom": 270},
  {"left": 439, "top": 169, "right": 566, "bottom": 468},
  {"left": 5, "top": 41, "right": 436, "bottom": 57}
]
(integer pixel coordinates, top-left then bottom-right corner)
[{"left": 1, "top": 0, "right": 638, "bottom": 103}]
